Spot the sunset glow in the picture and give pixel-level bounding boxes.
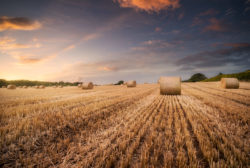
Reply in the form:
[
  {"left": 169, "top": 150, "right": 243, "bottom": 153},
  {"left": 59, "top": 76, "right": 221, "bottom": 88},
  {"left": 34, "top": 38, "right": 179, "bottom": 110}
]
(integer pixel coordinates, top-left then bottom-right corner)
[{"left": 0, "top": 0, "right": 249, "bottom": 84}]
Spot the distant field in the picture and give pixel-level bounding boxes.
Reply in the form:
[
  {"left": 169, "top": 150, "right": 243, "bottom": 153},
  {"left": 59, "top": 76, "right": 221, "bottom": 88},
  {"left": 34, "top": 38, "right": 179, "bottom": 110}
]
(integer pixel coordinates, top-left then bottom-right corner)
[{"left": 0, "top": 82, "right": 249, "bottom": 167}]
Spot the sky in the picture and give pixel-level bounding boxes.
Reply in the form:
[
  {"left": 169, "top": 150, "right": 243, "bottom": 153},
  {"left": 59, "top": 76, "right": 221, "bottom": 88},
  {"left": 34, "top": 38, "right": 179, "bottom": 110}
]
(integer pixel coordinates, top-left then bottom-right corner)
[{"left": 0, "top": 0, "right": 250, "bottom": 84}]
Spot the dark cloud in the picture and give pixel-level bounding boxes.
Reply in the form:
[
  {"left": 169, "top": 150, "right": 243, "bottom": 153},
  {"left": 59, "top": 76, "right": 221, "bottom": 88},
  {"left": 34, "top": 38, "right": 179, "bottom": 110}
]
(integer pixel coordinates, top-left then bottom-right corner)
[
  {"left": 199, "top": 8, "right": 219, "bottom": 16},
  {"left": 203, "top": 18, "right": 229, "bottom": 32},
  {"left": 176, "top": 43, "right": 250, "bottom": 70},
  {"left": 0, "top": 16, "right": 41, "bottom": 31}
]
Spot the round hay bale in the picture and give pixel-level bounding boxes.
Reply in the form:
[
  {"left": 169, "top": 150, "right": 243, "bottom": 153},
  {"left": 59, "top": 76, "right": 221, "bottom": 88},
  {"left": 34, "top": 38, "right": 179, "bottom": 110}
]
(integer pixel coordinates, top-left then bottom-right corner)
[
  {"left": 39, "top": 85, "right": 45, "bottom": 89},
  {"left": 127, "top": 80, "right": 136, "bottom": 87},
  {"left": 2, "top": 86, "right": 6, "bottom": 88},
  {"left": 23, "top": 86, "right": 28, "bottom": 89},
  {"left": 159, "top": 77, "right": 181, "bottom": 95},
  {"left": 221, "top": 78, "right": 239, "bottom": 89},
  {"left": 82, "top": 82, "right": 94, "bottom": 89},
  {"left": 59, "top": 85, "right": 63, "bottom": 88},
  {"left": 7, "top": 85, "right": 16, "bottom": 89}
]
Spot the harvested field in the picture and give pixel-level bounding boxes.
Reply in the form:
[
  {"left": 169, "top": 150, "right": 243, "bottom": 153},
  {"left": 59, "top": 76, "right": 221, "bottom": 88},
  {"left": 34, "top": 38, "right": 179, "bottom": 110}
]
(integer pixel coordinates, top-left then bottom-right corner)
[{"left": 0, "top": 82, "right": 249, "bottom": 167}]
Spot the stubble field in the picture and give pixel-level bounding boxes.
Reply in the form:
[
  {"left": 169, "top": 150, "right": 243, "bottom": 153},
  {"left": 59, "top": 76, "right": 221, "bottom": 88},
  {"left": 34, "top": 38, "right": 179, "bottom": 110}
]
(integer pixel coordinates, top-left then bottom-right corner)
[{"left": 0, "top": 82, "right": 249, "bottom": 167}]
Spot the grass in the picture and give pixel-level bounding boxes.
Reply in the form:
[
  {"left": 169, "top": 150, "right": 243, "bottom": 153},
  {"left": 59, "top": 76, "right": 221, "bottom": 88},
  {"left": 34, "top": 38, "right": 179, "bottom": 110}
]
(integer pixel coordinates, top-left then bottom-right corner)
[
  {"left": 203, "top": 70, "right": 250, "bottom": 82},
  {"left": 0, "top": 83, "right": 249, "bottom": 167}
]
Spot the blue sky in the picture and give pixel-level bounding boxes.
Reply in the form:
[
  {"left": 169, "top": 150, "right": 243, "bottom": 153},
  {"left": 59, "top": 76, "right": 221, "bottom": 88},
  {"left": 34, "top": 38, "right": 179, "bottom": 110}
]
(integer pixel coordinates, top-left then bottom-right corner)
[{"left": 0, "top": 0, "right": 250, "bottom": 83}]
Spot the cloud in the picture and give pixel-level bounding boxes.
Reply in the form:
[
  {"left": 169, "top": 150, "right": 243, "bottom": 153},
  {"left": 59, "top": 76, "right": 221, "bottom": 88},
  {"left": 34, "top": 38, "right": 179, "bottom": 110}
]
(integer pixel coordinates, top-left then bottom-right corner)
[
  {"left": 62, "top": 44, "right": 75, "bottom": 52},
  {"left": 131, "top": 39, "right": 183, "bottom": 51},
  {"left": 0, "top": 16, "right": 41, "bottom": 31},
  {"left": 2, "top": 40, "right": 75, "bottom": 65},
  {"left": 178, "top": 12, "right": 184, "bottom": 20},
  {"left": 225, "top": 8, "right": 235, "bottom": 16},
  {"left": 115, "top": 0, "right": 180, "bottom": 13},
  {"left": 203, "top": 18, "right": 228, "bottom": 32},
  {"left": 81, "top": 33, "right": 100, "bottom": 41},
  {"left": 9, "top": 51, "right": 48, "bottom": 65},
  {"left": 224, "top": 43, "right": 250, "bottom": 48},
  {"left": 155, "top": 27, "right": 162, "bottom": 32},
  {"left": 199, "top": 9, "right": 219, "bottom": 16},
  {"left": 0, "top": 37, "right": 40, "bottom": 50},
  {"left": 98, "top": 66, "right": 118, "bottom": 71},
  {"left": 15, "top": 56, "right": 43, "bottom": 64},
  {"left": 192, "top": 9, "right": 219, "bottom": 27},
  {"left": 191, "top": 17, "right": 203, "bottom": 26},
  {"left": 176, "top": 43, "right": 250, "bottom": 70}
]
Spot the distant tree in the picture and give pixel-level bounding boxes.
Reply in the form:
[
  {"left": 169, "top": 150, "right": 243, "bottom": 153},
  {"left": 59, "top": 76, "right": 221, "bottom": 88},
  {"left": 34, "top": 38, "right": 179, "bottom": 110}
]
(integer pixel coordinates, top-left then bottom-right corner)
[
  {"left": 115, "top": 80, "right": 124, "bottom": 85},
  {"left": 188, "top": 73, "right": 207, "bottom": 82},
  {"left": 59, "top": 81, "right": 64, "bottom": 85},
  {"left": 218, "top": 72, "right": 223, "bottom": 76},
  {"left": 0, "top": 79, "right": 8, "bottom": 87}
]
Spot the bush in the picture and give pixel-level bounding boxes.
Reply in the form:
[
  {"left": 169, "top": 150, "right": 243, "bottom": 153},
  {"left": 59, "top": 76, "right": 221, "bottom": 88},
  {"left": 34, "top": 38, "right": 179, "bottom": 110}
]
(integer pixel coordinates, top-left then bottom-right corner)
[
  {"left": 115, "top": 80, "right": 124, "bottom": 85},
  {"left": 0, "top": 79, "right": 8, "bottom": 87},
  {"left": 187, "top": 73, "right": 207, "bottom": 82}
]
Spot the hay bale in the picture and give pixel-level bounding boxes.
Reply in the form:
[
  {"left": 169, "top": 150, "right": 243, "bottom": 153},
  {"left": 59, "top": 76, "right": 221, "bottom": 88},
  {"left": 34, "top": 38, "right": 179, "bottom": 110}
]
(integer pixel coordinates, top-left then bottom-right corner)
[
  {"left": 159, "top": 77, "right": 181, "bottom": 95},
  {"left": 39, "top": 85, "right": 45, "bottom": 89},
  {"left": 221, "top": 78, "right": 239, "bottom": 89},
  {"left": 2, "top": 86, "right": 6, "bottom": 88},
  {"left": 7, "top": 85, "right": 16, "bottom": 89},
  {"left": 23, "top": 86, "right": 28, "bottom": 89},
  {"left": 59, "top": 85, "right": 63, "bottom": 88},
  {"left": 82, "top": 82, "right": 94, "bottom": 89},
  {"left": 127, "top": 80, "right": 136, "bottom": 87}
]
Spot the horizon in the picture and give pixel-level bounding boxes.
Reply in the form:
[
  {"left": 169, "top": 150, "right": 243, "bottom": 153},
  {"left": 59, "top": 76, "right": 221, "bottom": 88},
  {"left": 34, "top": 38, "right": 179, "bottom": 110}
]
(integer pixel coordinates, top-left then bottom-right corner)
[{"left": 0, "top": 0, "right": 250, "bottom": 84}]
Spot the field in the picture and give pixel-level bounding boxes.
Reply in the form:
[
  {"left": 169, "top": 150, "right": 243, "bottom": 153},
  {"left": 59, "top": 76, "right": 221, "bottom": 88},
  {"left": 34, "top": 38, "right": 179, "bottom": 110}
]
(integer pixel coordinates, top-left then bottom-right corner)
[{"left": 0, "top": 82, "right": 249, "bottom": 167}]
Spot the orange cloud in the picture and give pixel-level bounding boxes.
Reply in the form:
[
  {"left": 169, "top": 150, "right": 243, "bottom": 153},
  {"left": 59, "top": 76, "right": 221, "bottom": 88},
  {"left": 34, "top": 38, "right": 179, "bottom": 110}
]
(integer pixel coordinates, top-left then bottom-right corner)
[
  {"left": 0, "top": 16, "right": 41, "bottom": 31},
  {"left": 16, "top": 56, "right": 43, "bottom": 64},
  {"left": 98, "top": 66, "right": 117, "bottom": 71},
  {"left": 203, "top": 18, "right": 228, "bottom": 32},
  {"left": 0, "top": 37, "right": 39, "bottom": 50},
  {"left": 115, "top": 0, "right": 180, "bottom": 12}
]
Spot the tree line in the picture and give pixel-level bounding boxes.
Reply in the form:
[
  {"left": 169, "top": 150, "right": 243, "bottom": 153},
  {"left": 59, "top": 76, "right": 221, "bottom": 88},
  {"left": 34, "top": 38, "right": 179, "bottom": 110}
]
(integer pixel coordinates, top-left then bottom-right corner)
[{"left": 0, "top": 79, "right": 81, "bottom": 87}]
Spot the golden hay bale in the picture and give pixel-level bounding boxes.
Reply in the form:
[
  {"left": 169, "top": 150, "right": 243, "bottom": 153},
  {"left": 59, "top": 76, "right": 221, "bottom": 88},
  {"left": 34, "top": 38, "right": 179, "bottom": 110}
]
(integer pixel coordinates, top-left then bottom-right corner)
[
  {"left": 82, "top": 82, "right": 94, "bottom": 89},
  {"left": 159, "top": 77, "right": 181, "bottom": 95},
  {"left": 127, "top": 80, "right": 136, "bottom": 87},
  {"left": 2, "top": 86, "right": 6, "bottom": 88},
  {"left": 221, "top": 78, "right": 239, "bottom": 89},
  {"left": 7, "top": 85, "right": 16, "bottom": 89},
  {"left": 59, "top": 85, "right": 63, "bottom": 88},
  {"left": 23, "top": 86, "right": 28, "bottom": 89},
  {"left": 39, "top": 85, "right": 45, "bottom": 89}
]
